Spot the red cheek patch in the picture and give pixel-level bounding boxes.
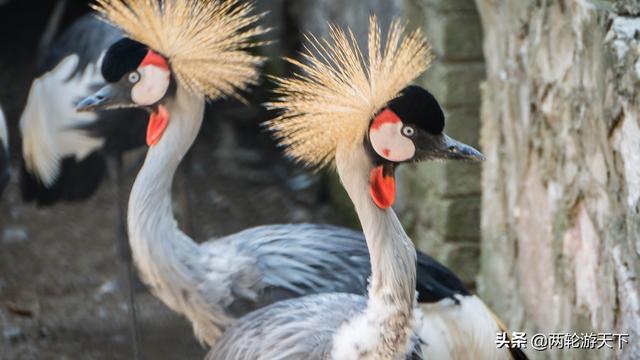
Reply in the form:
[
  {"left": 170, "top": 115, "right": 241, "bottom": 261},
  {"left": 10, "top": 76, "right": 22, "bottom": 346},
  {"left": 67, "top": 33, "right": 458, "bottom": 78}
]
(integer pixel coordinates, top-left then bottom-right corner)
[
  {"left": 141, "top": 50, "right": 169, "bottom": 70},
  {"left": 370, "top": 108, "right": 401, "bottom": 131},
  {"left": 369, "top": 165, "right": 396, "bottom": 209},
  {"left": 147, "top": 104, "right": 169, "bottom": 146}
]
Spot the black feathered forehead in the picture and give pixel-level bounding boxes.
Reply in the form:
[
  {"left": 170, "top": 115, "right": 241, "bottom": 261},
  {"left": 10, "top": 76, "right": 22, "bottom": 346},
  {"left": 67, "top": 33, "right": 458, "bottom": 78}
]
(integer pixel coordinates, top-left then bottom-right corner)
[
  {"left": 101, "top": 38, "right": 148, "bottom": 82},
  {"left": 386, "top": 85, "right": 445, "bottom": 135}
]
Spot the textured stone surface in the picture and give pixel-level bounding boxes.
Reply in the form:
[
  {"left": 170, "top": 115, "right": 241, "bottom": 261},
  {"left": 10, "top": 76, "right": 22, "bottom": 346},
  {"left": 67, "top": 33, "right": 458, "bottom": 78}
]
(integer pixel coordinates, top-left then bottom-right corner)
[
  {"left": 475, "top": 0, "right": 640, "bottom": 358},
  {"left": 287, "top": 0, "right": 401, "bottom": 44},
  {"left": 421, "top": 0, "right": 479, "bottom": 12},
  {"left": 443, "top": 106, "right": 482, "bottom": 146},
  {"left": 435, "top": 197, "right": 481, "bottom": 239},
  {"left": 424, "top": 9, "right": 484, "bottom": 60},
  {"left": 422, "top": 62, "right": 485, "bottom": 107}
]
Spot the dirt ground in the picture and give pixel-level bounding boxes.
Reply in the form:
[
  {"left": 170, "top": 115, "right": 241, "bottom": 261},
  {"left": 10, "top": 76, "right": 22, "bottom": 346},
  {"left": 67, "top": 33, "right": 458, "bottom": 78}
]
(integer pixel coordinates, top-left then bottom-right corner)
[{"left": 0, "top": 3, "right": 337, "bottom": 359}]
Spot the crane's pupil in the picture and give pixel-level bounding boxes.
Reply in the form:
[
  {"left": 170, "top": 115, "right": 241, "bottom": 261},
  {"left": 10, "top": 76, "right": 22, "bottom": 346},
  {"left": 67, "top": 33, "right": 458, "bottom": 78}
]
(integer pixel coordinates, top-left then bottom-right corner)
[
  {"left": 402, "top": 126, "right": 414, "bottom": 137},
  {"left": 129, "top": 72, "right": 140, "bottom": 83}
]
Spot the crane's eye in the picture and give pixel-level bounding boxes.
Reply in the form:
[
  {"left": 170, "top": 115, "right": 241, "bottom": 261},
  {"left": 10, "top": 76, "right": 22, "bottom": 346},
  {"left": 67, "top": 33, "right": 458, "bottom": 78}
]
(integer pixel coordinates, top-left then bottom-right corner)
[
  {"left": 401, "top": 125, "right": 415, "bottom": 137},
  {"left": 128, "top": 71, "right": 141, "bottom": 84}
]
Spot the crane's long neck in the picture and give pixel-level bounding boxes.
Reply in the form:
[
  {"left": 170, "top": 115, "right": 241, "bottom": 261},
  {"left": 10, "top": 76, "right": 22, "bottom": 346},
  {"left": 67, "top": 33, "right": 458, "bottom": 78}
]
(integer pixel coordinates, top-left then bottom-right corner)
[
  {"left": 335, "top": 143, "right": 417, "bottom": 357},
  {"left": 128, "top": 84, "right": 204, "bottom": 308}
]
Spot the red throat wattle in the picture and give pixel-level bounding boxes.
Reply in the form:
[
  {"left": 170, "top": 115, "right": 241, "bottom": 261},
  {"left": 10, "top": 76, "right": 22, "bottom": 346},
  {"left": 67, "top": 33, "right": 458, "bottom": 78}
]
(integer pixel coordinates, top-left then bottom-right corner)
[
  {"left": 369, "top": 165, "right": 396, "bottom": 209},
  {"left": 147, "top": 105, "right": 169, "bottom": 146}
]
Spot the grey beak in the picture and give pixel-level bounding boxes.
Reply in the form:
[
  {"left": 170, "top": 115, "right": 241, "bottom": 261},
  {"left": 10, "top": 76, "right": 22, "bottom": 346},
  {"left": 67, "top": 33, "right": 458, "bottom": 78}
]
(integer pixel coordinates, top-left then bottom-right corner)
[
  {"left": 442, "top": 134, "right": 485, "bottom": 162},
  {"left": 76, "top": 83, "right": 133, "bottom": 112},
  {"left": 76, "top": 94, "right": 107, "bottom": 112}
]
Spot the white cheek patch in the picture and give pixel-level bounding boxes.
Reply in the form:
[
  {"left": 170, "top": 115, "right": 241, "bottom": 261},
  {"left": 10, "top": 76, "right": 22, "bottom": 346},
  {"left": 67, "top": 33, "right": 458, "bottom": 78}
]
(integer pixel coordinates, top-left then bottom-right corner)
[
  {"left": 369, "top": 122, "right": 416, "bottom": 162},
  {"left": 131, "top": 65, "right": 171, "bottom": 106}
]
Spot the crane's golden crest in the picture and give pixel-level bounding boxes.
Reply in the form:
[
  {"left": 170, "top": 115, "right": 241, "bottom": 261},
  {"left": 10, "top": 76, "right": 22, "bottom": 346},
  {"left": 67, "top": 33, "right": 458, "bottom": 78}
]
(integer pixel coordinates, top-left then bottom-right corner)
[
  {"left": 267, "top": 16, "right": 432, "bottom": 169},
  {"left": 92, "top": 0, "right": 267, "bottom": 100}
]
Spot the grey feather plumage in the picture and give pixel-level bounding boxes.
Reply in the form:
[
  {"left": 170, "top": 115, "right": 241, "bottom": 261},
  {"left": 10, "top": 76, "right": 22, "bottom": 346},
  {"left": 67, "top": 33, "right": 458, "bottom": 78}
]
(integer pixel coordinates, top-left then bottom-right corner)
[
  {"left": 207, "top": 293, "right": 423, "bottom": 360},
  {"left": 215, "top": 224, "right": 370, "bottom": 292},
  {"left": 151, "top": 223, "right": 477, "bottom": 348},
  {"left": 193, "top": 224, "right": 371, "bottom": 325}
]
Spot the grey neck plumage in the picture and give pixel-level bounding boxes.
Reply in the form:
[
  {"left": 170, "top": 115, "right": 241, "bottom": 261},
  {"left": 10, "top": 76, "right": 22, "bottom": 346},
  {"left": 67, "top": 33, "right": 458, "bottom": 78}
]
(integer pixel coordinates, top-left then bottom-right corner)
[
  {"left": 334, "top": 143, "right": 417, "bottom": 358},
  {"left": 127, "top": 84, "right": 229, "bottom": 344},
  {"left": 128, "top": 84, "right": 203, "bottom": 293}
]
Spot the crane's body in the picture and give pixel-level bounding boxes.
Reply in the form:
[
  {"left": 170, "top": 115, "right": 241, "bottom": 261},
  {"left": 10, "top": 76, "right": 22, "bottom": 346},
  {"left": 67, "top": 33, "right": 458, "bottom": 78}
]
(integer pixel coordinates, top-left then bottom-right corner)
[
  {"left": 209, "top": 144, "right": 424, "bottom": 360},
  {"left": 210, "top": 293, "right": 423, "bottom": 360}
]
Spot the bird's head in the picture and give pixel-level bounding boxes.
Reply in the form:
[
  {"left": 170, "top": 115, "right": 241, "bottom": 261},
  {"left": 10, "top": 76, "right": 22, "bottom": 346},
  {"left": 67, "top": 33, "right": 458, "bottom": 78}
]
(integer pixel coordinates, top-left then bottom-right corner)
[
  {"left": 77, "top": 38, "right": 173, "bottom": 114},
  {"left": 365, "top": 85, "right": 483, "bottom": 166},
  {"left": 77, "top": 38, "right": 175, "bottom": 146},
  {"left": 75, "top": 0, "right": 267, "bottom": 147},
  {"left": 362, "top": 85, "right": 483, "bottom": 208}
]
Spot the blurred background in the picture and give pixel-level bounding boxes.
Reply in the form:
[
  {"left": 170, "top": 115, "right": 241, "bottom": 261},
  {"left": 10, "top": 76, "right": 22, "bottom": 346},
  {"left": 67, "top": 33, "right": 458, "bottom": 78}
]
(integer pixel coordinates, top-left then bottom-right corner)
[{"left": 0, "top": 0, "right": 639, "bottom": 359}]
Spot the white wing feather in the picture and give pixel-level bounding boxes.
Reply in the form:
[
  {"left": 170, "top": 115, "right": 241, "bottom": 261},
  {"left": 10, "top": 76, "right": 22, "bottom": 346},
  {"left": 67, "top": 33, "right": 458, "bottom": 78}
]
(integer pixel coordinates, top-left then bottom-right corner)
[
  {"left": 20, "top": 54, "right": 105, "bottom": 186},
  {"left": 416, "top": 295, "right": 509, "bottom": 359}
]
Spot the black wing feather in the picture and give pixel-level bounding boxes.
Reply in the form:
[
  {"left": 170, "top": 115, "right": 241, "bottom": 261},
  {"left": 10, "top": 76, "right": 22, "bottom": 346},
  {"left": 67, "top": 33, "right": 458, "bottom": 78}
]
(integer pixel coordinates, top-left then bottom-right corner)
[
  {"left": 20, "top": 152, "right": 105, "bottom": 205},
  {"left": 415, "top": 251, "right": 470, "bottom": 303}
]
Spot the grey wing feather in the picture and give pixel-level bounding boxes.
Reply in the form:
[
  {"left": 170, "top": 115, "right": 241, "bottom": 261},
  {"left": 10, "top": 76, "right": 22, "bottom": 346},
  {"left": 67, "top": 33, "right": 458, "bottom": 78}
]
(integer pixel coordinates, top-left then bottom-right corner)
[
  {"left": 208, "top": 293, "right": 424, "bottom": 360},
  {"left": 202, "top": 224, "right": 372, "bottom": 316},
  {"left": 207, "top": 223, "right": 473, "bottom": 312},
  {"left": 206, "top": 293, "right": 366, "bottom": 360}
]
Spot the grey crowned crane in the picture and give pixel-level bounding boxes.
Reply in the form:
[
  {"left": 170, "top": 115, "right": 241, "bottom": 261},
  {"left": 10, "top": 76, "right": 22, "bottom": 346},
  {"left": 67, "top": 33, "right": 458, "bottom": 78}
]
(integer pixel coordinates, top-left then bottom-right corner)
[
  {"left": 0, "top": 105, "right": 9, "bottom": 197},
  {"left": 77, "top": 1, "right": 527, "bottom": 359},
  {"left": 18, "top": 11, "right": 146, "bottom": 359},
  {"left": 209, "top": 19, "right": 517, "bottom": 360}
]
